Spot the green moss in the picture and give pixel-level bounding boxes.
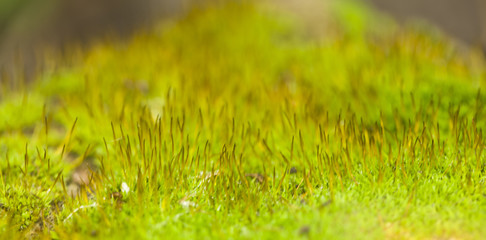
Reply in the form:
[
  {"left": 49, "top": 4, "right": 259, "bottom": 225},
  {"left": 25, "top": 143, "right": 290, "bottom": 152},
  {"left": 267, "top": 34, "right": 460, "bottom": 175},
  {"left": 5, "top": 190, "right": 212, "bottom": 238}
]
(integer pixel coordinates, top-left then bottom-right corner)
[{"left": 0, "top": 1, "right": 485, "bottom": 239}]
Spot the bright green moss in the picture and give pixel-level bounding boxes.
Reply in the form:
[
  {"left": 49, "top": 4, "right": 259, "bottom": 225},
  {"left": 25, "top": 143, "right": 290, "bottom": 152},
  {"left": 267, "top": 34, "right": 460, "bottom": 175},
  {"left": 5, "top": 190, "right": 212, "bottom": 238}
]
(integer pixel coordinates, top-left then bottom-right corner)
[{"left": 0, "top": 1, "right": 486, "bottom": 239}]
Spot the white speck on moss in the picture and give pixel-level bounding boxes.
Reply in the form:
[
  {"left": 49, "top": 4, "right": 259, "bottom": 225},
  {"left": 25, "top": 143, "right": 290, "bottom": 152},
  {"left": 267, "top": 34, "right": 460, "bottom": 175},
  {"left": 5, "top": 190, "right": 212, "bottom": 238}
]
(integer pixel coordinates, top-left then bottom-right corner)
[
  {"left": 121, "top": 182, "right": 130, "bottom": 194},
  {"left": 180, "top": 200, "right": 196, "bottom": 209}
]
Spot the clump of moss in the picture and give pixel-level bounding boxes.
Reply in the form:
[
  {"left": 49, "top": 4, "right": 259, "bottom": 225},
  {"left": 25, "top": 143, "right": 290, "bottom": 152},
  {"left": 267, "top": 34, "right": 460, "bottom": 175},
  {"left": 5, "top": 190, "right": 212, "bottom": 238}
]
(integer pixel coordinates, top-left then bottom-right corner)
[{"left": 0, "top": 1, "right": 486, "bottom": 239}]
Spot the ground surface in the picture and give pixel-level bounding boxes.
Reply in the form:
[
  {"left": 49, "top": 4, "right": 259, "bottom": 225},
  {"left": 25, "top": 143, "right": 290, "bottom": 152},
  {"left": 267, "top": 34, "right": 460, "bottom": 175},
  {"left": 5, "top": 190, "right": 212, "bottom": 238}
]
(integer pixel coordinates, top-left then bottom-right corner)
[{"left": 0, "top": 1, "right": 486, "bottom": 239}]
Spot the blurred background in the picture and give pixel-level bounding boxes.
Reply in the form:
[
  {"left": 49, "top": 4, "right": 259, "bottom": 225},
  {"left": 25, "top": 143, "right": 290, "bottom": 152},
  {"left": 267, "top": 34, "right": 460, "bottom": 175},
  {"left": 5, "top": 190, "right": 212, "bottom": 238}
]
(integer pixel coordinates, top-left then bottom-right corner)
[
  {"left": 364, "top": 0, "right": 486, "bottom": 48},
  {"left": 0, "top": 0, "right": 485, "bottom": 80},
  {"left": 0, "top": 0, "right": 185, "bottom": 79}
]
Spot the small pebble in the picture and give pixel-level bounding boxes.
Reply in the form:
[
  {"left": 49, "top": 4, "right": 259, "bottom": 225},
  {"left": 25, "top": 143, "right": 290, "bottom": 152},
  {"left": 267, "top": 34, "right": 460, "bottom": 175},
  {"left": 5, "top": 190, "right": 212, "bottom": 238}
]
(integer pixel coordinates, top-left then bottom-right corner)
[{"left": 299, "top": 225, "right": 310, "bottom": 236}]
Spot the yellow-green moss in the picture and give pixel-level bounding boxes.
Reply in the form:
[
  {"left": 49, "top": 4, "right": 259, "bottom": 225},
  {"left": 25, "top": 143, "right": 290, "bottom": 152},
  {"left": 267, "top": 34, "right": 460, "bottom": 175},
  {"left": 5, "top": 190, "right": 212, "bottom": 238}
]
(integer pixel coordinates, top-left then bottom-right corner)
[{"left": 0, "top": 1, "right": 485, "bottom": 239}]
